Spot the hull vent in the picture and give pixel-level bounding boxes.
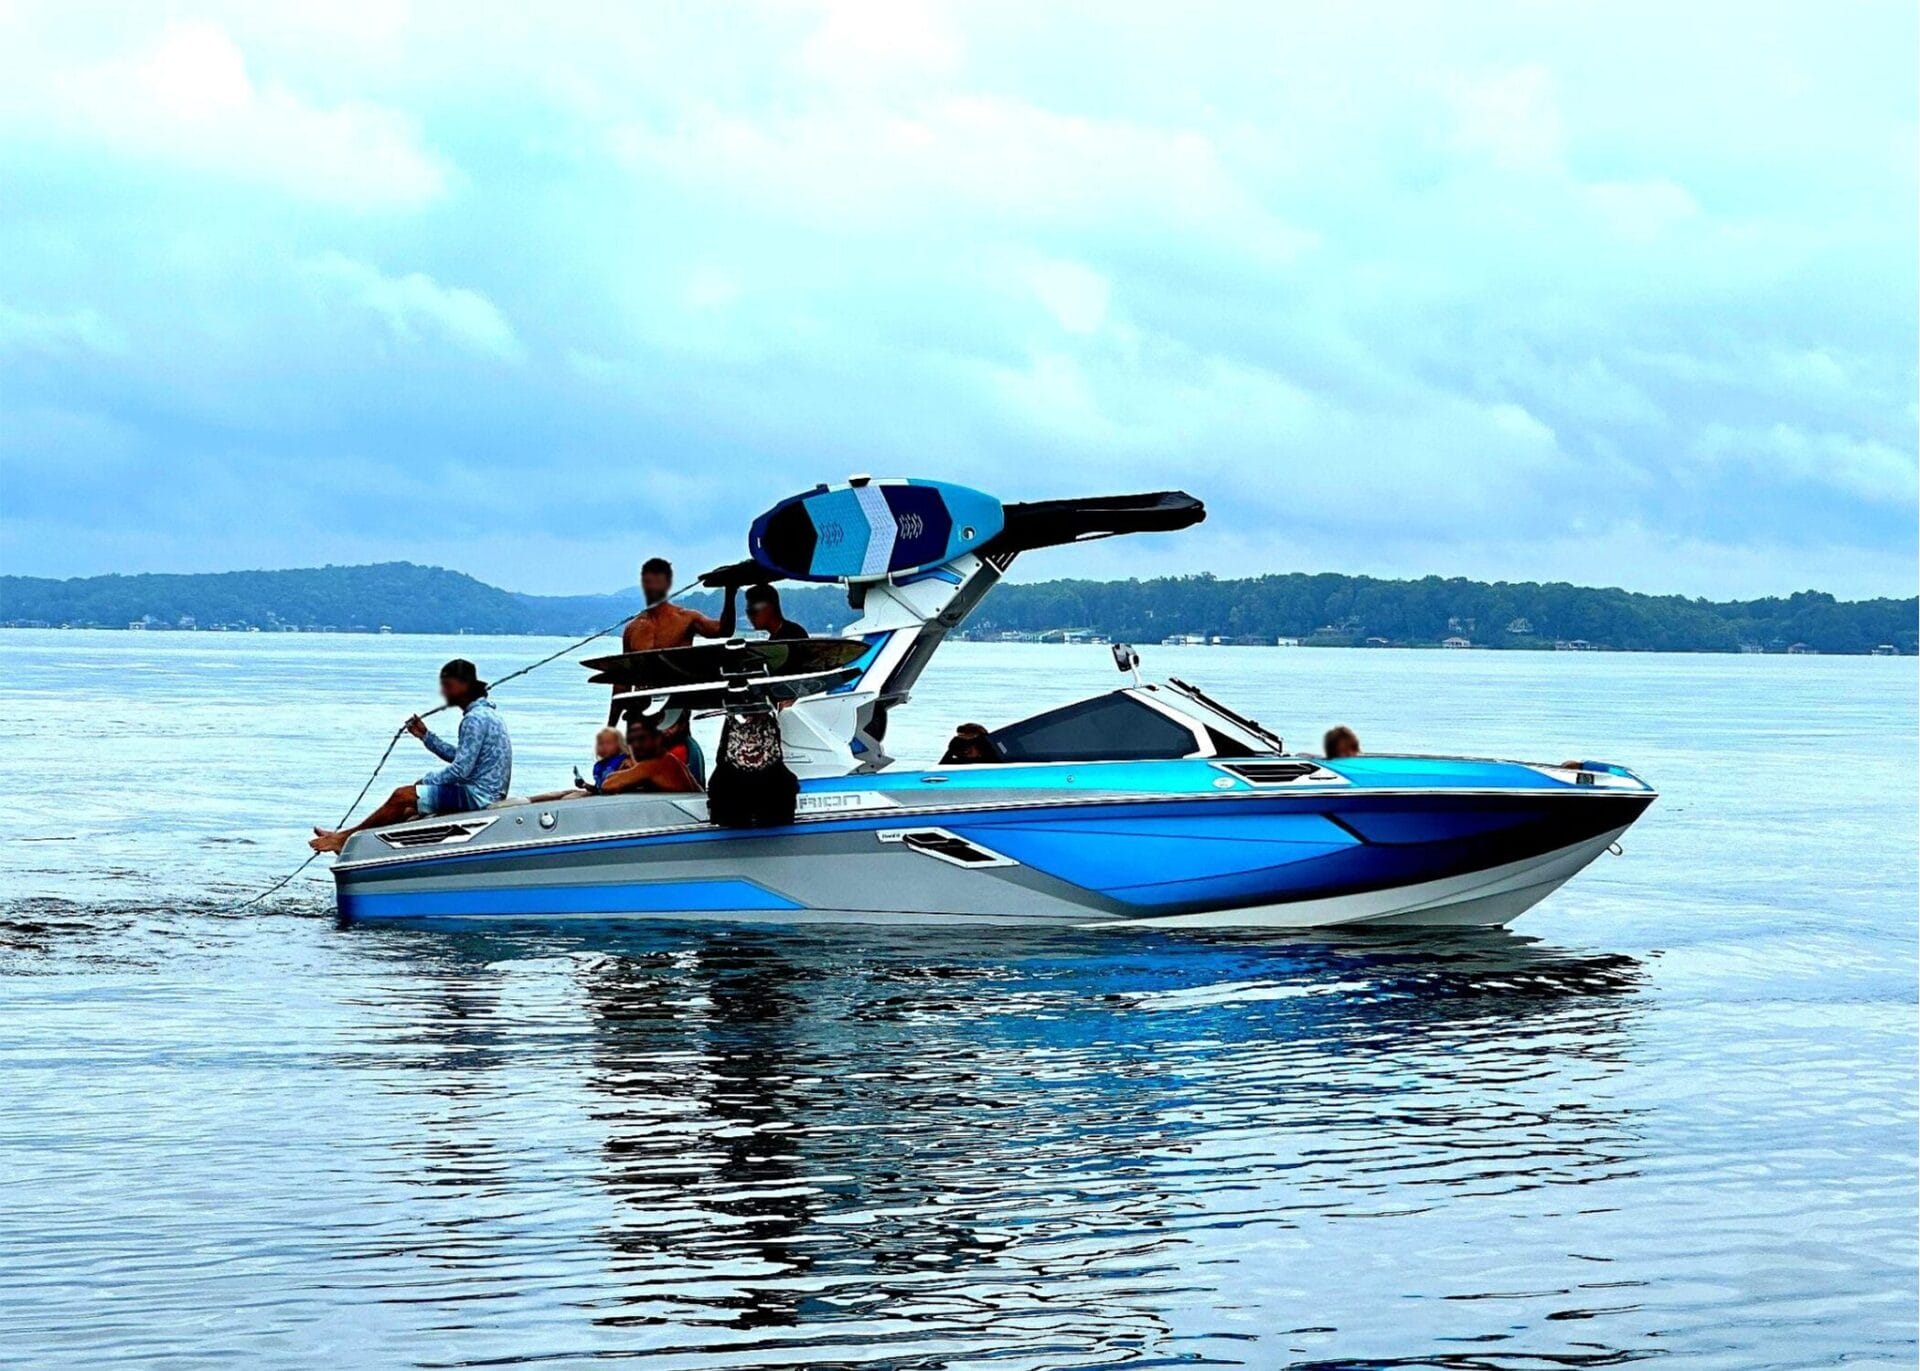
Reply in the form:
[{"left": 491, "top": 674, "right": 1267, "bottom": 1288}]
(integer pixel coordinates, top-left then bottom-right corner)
[
  {"left": 878, "top": 828, "right": 1017, "bottom": 869},
  {"left": 376, "top": 816, "right": 500, "bottom": 849},
  {"left": 1216, "top": 760, "right": 1333, "bottom": 786}
]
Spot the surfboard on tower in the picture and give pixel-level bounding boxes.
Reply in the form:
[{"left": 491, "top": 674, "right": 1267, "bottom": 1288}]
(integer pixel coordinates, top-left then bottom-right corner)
[{"left": 748, "top": 477, "right": 1005, "bottom": 583}]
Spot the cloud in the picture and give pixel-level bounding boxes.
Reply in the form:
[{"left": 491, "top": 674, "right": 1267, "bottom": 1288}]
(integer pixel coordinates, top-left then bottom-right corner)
[
  {"left": 1694, "top": 422, "right": 1917, "bottom": 505},
  {"left": 0, "top": 1, "right": 1911, "bottom": 598},
  {"left": 1584, "top": 179, "right": 1702, "bottom": 243},
  {"left": 37, "top": 21, "right": 448, "bottom": 210},
  {"left": 605, "top": 93, "right": 1318, "bottom": 267},
  {"left": 301, "top": 253, "right": 525, "bottom": 362},
  {"left": 799, "top": 0, "right": 965, "bottom": 86},
  {"left": 0, "top": 301, "right": 125, "bottom": 357},
  {"left": 1446, "top": 65, "right": 1565, "bottom": 172},
  {"left": 1018, "top": 256, "right": 1112, "bottom": 337}
]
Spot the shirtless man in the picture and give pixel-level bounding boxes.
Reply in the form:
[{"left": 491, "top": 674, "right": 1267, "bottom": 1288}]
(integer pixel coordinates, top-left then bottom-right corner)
[{"left": 622, "top": 557, "right": 739, "bottom": 653}]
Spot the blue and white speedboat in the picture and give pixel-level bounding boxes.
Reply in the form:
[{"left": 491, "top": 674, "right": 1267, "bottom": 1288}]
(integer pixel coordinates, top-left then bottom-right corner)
[{"left": 331, "top": 480, "right": 1655, "bottom": 929}]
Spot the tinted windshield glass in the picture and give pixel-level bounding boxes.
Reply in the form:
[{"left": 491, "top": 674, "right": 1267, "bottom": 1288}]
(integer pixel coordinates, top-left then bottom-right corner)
[{"left": 990, "top": 694, "right": 1199, "bottom": 763}]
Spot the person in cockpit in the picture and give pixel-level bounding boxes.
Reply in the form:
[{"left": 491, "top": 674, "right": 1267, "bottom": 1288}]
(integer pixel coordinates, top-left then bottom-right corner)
[{"left": 940, "top": 722, "right": 998, "bottom": 765}]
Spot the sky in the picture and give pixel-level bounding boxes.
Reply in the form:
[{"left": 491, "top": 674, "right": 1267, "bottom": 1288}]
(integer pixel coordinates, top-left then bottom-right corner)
[{"left": 0, "top": 1, "right": 1914, "bottom": 599}]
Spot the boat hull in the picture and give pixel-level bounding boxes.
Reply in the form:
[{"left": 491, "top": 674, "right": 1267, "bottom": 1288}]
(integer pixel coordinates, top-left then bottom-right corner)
[
  {"left": 332, "top": 759, "right": 1653, "bottom": 931},
  {"left": 1099, "top": 825, "right": 1632, "bottom": 929}
]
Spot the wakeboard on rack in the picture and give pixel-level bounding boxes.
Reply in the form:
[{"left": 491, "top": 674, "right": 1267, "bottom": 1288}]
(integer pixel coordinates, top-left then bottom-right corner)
[
  {"left": 583, "top": 638, "right": 872, "bottom": 720},
  {"left": 748, "top": 477, "right": 1004, "bottom": 582}
]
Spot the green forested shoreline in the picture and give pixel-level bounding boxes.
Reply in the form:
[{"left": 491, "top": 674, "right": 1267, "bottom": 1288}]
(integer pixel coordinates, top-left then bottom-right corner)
[{"left": 1, "top": 562, "right": 1912, "bottom": 654}]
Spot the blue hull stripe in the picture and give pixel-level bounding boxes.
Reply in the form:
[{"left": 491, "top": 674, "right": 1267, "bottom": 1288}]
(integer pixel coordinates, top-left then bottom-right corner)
[
  {"left": 341, "top": 878, "right": 802, "bottom": 921},
  {"left": 338, "top": 792, "right": 1636, "bottom": 882},
  {"left": 957, "top": 814, "right": 1358, "bottom": 893}
]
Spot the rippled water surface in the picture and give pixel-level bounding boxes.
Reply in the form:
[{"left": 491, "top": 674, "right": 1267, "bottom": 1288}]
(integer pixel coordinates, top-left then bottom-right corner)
[{"left": 2, "top": 632, "right": 1914, "bottom": 1368}]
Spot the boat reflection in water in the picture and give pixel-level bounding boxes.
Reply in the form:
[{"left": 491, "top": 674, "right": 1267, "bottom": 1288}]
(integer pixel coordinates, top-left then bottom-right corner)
[{"left": 355, "top": 924, "right": 1651, "bottom": 1364}]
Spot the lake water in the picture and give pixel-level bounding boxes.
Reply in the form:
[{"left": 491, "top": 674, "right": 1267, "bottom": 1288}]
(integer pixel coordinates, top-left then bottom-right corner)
[{"left": 2, "top": 630, "right": 1914, "bottom": 1369}]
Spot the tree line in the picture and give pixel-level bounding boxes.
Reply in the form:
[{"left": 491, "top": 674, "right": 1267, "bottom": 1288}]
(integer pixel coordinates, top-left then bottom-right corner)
[
  {"left": 970, "top": 573, "right": 1917, "bottom": 654},
  {"left": 2, "top": 563, "right": 1911, "bottom": 654}
]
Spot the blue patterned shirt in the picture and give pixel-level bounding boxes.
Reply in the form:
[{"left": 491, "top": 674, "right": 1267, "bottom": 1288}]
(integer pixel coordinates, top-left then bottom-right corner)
[{"left": 420, "top": 696, "right": 513, "bottom": 804}]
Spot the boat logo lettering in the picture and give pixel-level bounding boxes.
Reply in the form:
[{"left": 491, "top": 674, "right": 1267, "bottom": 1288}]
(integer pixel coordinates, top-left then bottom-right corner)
[{"left": 795, "top": 792, "right": 901, "bottom": 813}]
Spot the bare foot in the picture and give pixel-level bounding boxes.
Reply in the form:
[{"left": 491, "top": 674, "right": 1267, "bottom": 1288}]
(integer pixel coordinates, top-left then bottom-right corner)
[{"left": 308, "top": 830, "right": 348, "bottom": 854}]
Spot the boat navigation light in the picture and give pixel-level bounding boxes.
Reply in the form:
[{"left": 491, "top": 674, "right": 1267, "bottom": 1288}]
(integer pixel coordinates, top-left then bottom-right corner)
[{"left": 1112, "top": 642, "right": 1142, "bottom": 686}]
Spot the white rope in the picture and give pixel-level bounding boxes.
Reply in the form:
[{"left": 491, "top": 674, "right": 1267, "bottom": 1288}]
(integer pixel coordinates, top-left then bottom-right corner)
[{"left": 233, "top": 588, "right": 701, "bottom": 911}]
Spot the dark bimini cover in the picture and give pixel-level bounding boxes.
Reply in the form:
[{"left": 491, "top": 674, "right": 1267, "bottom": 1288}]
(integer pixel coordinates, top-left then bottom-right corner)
[{"left": 994, "top": 491, "right": 1205, "bottom": 553}]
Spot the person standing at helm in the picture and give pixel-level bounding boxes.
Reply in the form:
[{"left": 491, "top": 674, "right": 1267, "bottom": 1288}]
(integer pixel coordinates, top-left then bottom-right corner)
[{"left": 622, "top": 557, "right": 739, "bottom": 652}]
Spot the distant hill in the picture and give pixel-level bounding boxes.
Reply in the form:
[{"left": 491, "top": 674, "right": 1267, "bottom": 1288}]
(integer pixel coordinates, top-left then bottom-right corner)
[
  {"left": 0, "top": 563, "right": 862, "bottom": 639},
  {"left": 0, "top": 563, "right": 536, "bottom": 635},
  {"left": 0, "top": 561, "right": 1912, "bottom": 654}
]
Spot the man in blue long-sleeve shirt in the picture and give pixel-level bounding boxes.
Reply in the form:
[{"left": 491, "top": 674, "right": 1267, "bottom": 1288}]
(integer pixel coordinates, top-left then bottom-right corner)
[{"left": 310, "top": 659, "right": 513, "bottom": 853}]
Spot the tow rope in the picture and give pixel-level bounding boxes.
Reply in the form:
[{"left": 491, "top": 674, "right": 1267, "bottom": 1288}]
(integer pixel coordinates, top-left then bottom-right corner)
[{"left": 236, "top": 581, "right": 705, "bottom": 912}]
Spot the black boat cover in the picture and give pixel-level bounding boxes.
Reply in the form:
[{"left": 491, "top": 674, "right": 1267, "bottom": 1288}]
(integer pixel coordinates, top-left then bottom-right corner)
[{"left": 991, "top": 491, "right": 1205, "bottom": 555}]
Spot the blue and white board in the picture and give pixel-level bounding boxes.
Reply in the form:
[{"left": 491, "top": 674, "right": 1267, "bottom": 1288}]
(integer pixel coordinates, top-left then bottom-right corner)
[{"left": 749, "top": 477, "right": 1004, "bottom": 583}]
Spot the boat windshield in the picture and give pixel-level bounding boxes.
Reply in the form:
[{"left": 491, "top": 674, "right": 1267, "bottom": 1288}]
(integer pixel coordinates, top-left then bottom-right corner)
[{"left": 988, "top": 692, "right": 1200, "bottom": 763}]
